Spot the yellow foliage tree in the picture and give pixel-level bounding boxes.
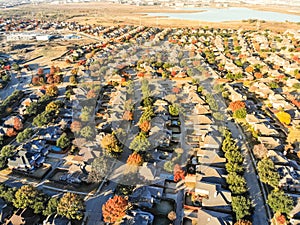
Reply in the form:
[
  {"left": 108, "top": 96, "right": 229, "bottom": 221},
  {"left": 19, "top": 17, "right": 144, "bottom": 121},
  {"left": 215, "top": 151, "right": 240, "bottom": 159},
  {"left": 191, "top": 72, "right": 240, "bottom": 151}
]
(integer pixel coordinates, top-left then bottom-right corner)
[{"left": 275, "top": 111, "right": 291, "bottom": 125}]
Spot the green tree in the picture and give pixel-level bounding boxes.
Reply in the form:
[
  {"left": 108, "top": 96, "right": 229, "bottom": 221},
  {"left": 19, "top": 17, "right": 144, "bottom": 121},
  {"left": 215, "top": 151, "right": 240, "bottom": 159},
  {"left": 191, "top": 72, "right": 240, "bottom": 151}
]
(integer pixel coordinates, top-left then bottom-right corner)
[
  {"left": 168, "top": 103, "right": 180, "bottom": 116},
  {"left": 43, "top": 197, "right": 59, "bottom": 216},
  {"left": 225, "top": 162, "right": 244, "bottom": 174},
  {"left": 0, "top": 184, "right": 16, "bottom": 203},
  {"left": 88, "top": 156, "right": 110, "bottom": 183},
  {"left": 129, "top": 132, "right": 151, "bottom": 152},
  {"left": 56, "top": 133, "right": 70, "bottom": 149},
  {"left": 16, "top": 128, "right": 34, "bottom": 143},
  {"left": 0, "top": 145, "right": 15, "bottom": 158},
  {"left": 57, "top": 192, "right": 85, "bottom": 220},
  {"left": 80, "top": 106, "right": 93, "bottom": 122},
  {"left": 267, "top": 190, "right": 294, "bottom": 215},
  {"left": 233, "top": 108, "right": 247, "bottom": 119},
  {"left": 257, "top": 158, "right": 280, "bottom": 188},
  {"left": 226, "top": 172, "right": 247, "bottom": 194},
  {"left": 139, "top": 106, "right": 154, "bottom": 123},
  {"left": 225, "top": 150, "right": 244, "bottom": 164},
  {"left": 232, "top": 196, "right": 251, "bottom": 220},
  {"left": 164, "top": 161, "right": 174, "bottom": 173},
  {"left": 80, "top": 126, "right": 96, "bottom": 140},
  {"left": 33, "top": 111, "right": 55, "bottom": 127},
  {"left": 13, "top": 185, "right": 46, "bottom": 214}
]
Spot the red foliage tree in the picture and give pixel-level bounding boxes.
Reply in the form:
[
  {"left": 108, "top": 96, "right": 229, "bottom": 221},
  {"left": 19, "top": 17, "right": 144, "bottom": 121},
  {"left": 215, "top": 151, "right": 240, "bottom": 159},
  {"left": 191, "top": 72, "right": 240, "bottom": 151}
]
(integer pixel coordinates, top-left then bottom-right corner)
[
  {"left": 102, "top": 196, "right": 128, "bottom": 223},
  {"left": 137, "top": 72, "right": 145, "bottom": 78},
  {"left": 50, "top": 65, "right": 56, "bottom": 75},
  {"left": 6, "top": 128, "right": 17, "bottom": 137},
  {"left": 13, "top": 117, "right": 23, "bottom": 131},
  {"left": 126, "top": 153, "right": 143, "bottom": 166},
  {"left": 229, "top": 101, "right": 246, "bottom": 112},
  {"left": 174, "top": 164, "right": 185, "bottom": 182},
  {"left": 37, "top": 68, "right": 44, "bottom": 76},
  {"left": 32, "top": 76, "right": 40, "bottom": 85}
]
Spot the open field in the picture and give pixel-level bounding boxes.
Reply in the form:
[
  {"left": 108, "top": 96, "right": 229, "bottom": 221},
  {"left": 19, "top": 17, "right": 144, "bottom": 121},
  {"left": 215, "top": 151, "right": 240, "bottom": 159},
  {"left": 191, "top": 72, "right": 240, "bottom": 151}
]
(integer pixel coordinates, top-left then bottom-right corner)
[{"left": 1, "top": 2, "right": 299, "bottom": 32}]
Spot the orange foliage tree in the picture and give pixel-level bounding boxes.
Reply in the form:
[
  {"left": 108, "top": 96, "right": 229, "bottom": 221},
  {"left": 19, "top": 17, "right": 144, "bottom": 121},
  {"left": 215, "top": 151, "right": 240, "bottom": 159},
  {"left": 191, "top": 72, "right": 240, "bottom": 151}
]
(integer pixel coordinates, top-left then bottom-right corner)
[
  {"left": 234, "top": 220, "right": 252, "bottom": 225},
  {"left": 46, "top": 85, "right": 59, "bottom": 97},
  {"left": 123, "top": 111, "right": 133, "bottom": 121},
  {"left": 6, "top": 128, "right": 17, "bottom": 137},
  {"left": 229, "top": 101, "right": 246, "bottom": 112},
  {"left": 174, "top": 164, "right": 185, "bottom": 182},
  {"left": 71, "top": 121, "right": 82, "bottom": 133},
  {"left": 126, "top": 152, "right": 143, "bottom": 166},
  {"left": 13, "top": 117, "right": 23, "bottom": 131},
  {"left": 139, "top": 120, "right": 151, "bottom": 133},
  {"left": 254, "top": 72, "right": 263, "bottom": 79},
  {"left": 102, "top": 196, "right": 128, "bottom": 223},
  {"left": 86, "top": 90, "right": 97, "bottom": 99},
  {"left": 245, "top": 66, "right": 254, "bottom": 73}
]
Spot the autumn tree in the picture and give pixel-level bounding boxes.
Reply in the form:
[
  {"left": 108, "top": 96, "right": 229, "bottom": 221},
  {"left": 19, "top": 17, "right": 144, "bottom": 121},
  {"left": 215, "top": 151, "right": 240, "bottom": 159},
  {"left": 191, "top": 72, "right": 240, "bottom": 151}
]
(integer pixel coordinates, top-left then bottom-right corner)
[
  {"left": 37, "top": 68, "right": 44, "bottom": 76},
  {"left": 32, "top": 76, "right": 40, "bottom": 85},
  {"left": 13, "top": 185, "right": 46, "bottom": 214},
  {"left": 101, "top": 134, "right": 122, "bottom": 155},
  {"left": 46, "top": 85, "right": 59, "bottom": 97},
  {"left": 229, "top": 101, "right": 246, "bottom": 112},
  {"left": 6, "top": 128, "right": 17, "bottom": 137},
  {"left": 102, "top": 195, "right": 128, "bottom": 223},
  {"left": 13, "top": 117, "right": 23, "bottom": 131},
  {"left": 275, "top": 111, "right": 291, "bottom": 125},
  {"left": 139, "top": 120, "right": 151, "bottom": 133},
  {"left": 123, "top": 111, "right": 133, "bottom": 121},
  {"left": 45, "top": 100, "right": 63, "bottom": 113},
  {"left": 126, "top": 152, "right": 143, "bottom": 166},
  {"left": 57, "top": 192, "right": 85, "bottom": 220},
  {"left": 253, "top": 144, "right": 268, "bottom": 159},
  {"left": 174, "top": 164, "right": 185, "bottom": 182},
  {"left": 168, "top": 211, "right": 177, "bottom": 221},
  {"left": 234, "top": 220, "right": 252, "bottom": 225},
  {"left": 71, "top": 120, "right": 82, "bottom": 133},
  {"left": 86, "top": 89, "right": 97, "bottom": 99}
]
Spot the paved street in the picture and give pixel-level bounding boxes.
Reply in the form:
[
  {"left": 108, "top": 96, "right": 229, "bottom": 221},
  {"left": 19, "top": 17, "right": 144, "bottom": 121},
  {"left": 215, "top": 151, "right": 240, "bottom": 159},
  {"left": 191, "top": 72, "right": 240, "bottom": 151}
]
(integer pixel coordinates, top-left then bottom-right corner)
[{"left": 194, "top": 65, "right": 269, "bottom": 224}]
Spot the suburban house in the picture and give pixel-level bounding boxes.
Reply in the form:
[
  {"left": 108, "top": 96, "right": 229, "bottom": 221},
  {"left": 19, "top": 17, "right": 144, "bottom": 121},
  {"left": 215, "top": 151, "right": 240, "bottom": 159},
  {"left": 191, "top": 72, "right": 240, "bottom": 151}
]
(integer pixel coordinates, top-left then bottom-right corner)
[
  {"left": 0, "top": 198, "right": 13, "bottom": 223},
  {"left": 5, "top": 208, "right": 40, "bottom": 225}
]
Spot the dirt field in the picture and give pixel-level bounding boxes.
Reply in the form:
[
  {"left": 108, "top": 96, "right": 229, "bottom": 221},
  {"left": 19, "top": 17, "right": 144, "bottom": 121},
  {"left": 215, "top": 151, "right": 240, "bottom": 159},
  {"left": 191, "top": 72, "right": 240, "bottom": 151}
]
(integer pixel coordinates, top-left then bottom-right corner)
[{"left": 2, "top": 2, "right": 300, "bottom": 32}]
